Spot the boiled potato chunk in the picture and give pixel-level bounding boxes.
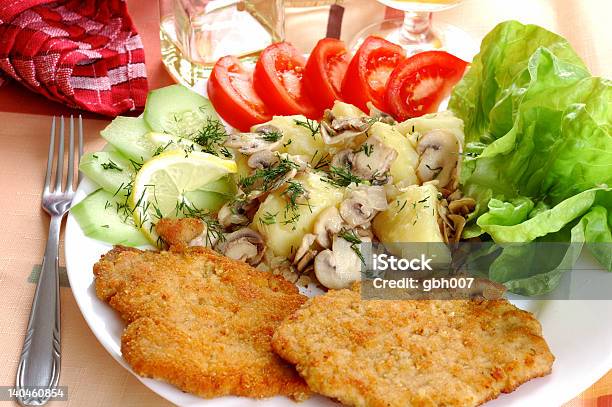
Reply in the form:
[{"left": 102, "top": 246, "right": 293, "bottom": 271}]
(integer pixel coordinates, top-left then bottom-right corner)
[
  {"left": 373, "top": 183, "right": 444, "bottom": 243},
  {"left": 254, "top": 172, "right": 344, "bottom": 258},
  {"left": 369, "top": 122, "right": 419, "bottom": 186},
  {"left": 330, "top": 101, "right": 367, "bottom": 119},
  {"left": 373, "top": 183, "right": 449, "bottom": 264},
  {"left": 258, "top": 115, "right": 327, "bottom": 159},
  {"left": 395, "top": 110, "right": 465, "bottom": 149},
  {"left": 233, "top": 152, "right": 251, "bottom": 180}
]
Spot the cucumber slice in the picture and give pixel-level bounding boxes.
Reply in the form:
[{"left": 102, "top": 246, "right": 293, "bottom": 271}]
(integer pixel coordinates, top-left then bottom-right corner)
[
  {"left": 102, "top": 143, "right": 119, "bottom": 153},
  {"left": 79, "top": 151, "right": 135, "bottom": 194},
  {"left": 143, "top": 85, "right": 219, "bottom": 139},
  {"left": 199, "top": 175, "right": 237, "bottom": 196},
  {"left": 71, "top": 189, "right": 149, "bottom": 246},
  {"left": 147, "top": 132, "right": 203, "bottom": 155},
  {"left": 183, "top": 190, "right": 229, "bottom": 213},
  {"left": 100, "top": 116, "right": 155, "bottom": 162}
]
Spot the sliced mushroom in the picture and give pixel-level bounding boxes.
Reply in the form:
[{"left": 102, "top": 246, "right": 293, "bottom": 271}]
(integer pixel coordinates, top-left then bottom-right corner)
[
  {"left": 216, "top": 228, "right": 265, "bottom": 266},
  {"left": 218, "top": 197, "right": 256, "bottom": 228},
  {"left": 279, "top": 178, "right": 309, "bottom": 206},
  {"left": 320, "top": 110, "right": 371, "bottom": 145},
  {"left": 314, "top": 234, "right": 366, "bottom": 289},
  {"left": 465, "top": 278, "right": 507, "bottom": 300},
  {"left": 293, "top": 233, "right": 317, "bottom": 272},
  {"left": 225, "top": 125, "right": 283, "bottom": 154},
  {"left": 415, "top": 129, "right": 461, "bottom": 189},
  {"left": 247, "top": 149, "right": 278, "bottom": 169},
  {"left": 188, "top": 225, "right": 218, "bottom": 248},
  {"left": 438, "top": 197, "right": 470, "bottom": 244},
  {"left": 448, "top": 197, "right": 476, "bottom": 216},
  {"left": 313, "top": 206, "right": 344, "bottom": 248},
  {"left": 255, "top": 124, "right": 283, "bottom": 137},
  {"left": 355, "top": 227, "right": 374, "bottom": 241},
  {"left": 350, "top": 135, "right": 398, "bottom": 184},
  {"left": 447, "top": 189, "right": 463, "bottom": 202},
  {"left": 330, "top": 149, "right": 354, "bottom": 168},
  {"left": 278, "top": 153, "right": 309, "bottom": 172},
  {"left": 447, "top": 214, "right": 467, "bottom": 243},
  {"left": 339, "top": 185, "right": 388, "bottom": 228}
]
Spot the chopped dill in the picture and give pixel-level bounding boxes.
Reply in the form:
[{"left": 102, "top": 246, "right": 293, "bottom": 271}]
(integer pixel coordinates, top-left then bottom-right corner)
[
  {"left": 283, "top": 138, "right": 293, "bottom": 147},
  {"left": 110, "top": 181, "right": 135, "bottom": 222},
  {"left": 310, "top": 150, "right": 332, "bottom": 170},
  {"left": 152, "top": 204, "right": 163, "bottom": 221},
  {"left": 259, "top": 211, "right": 278, "bottom": 226},
  {"left": 366, "top": 116, "right": 383, "bottom": 126},
  {"left": 174, "top": 198, "right": 225, "bottom": 245},
  {"left": 260, "top": 129, "right": 283, "bottom": 142},
  {"left": 153, "top": 141, "right": 173, "bottom": 156},
  {"left": 294, "top": 118, "right": 320, "bottom": 137},
  {"left": 280, "top": 180, "right": 311, "bottom": 228},
  {"left": 310, "top": 150, "right": 331, "bottom": 170},
  {"left": 282, "top": 180, "right": 308, "bottom": 210},
  {"left": 397, "top": 199, "right": 408, "bottom": 212},
  {"left": 358, "top": 143, "right": 374, "bottom": 157},
  {"left": 101, "top": 159, "right": 122, "bottom": 171},
  {"left": 192, "top": 118, "right": 232, "bottom": 158},
  {"left": 239, "top": 156, "right": 299, "bottom": 192},
  {"left": 417, "top": 196, "right": 429, "bottom": 204},
  {"left": 281, "top": 210, "right": 301, "bottom": 229},
  {"left": 338, "top": 229, "right": 365, "bottom": 265},
  {"left": 322, "top": 165, "right": 364, "bottom": 188},
  {"left": 129, "top": 159, "right": 143, "bottom": 172}
]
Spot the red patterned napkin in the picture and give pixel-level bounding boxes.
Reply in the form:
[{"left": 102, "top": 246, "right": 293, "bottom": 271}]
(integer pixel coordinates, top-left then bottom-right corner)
[{"left": 0, "top": 0, "right": 148, "bottom": 116}]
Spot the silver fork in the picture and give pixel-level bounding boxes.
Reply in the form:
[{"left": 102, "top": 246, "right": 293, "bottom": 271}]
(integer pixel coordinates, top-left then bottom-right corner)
[{"left": 15, "top": 116, "right": 83, "bottom": 406}]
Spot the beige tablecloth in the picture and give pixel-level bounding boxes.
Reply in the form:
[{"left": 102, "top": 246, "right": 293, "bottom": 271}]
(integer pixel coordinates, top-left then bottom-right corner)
[{"left": 0, "top": 1, "right": 610, "bottom": 406}]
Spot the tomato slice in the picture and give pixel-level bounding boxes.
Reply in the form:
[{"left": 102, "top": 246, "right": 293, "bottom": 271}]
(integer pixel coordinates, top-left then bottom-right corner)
[
  {"left": 253, "top": 42, "right": 318, "bottom": 119},
  {"left": 304, "top": 38, "right": 350, "bottom": 112},
  {"left": 385, "top": 51, "right": 468, "bottom": 121},
  {"left": 341, "top": 36, "right": 405, "bottom": 112},
  {"left": 207, "top": 56, "right": 271, "bottom": 131}
]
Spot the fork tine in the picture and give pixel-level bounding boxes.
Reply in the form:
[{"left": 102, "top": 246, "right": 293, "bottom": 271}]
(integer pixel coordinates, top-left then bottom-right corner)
[
  {"left": 54, "top": 116, "right": 65, "bottom": 192},
  {"left": 66, "top": 115, "right": 75, "bottom": 191},
  {"left": 43, "top": 117, "right": 56, "bottom": 193},
  {"left": 77, "top": 115, "right": 83, "bottom": 184}
]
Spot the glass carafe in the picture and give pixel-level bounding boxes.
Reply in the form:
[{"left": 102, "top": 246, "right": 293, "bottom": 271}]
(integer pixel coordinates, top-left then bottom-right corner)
[{"left": 160, "top": 0, "right": 285, "bottom": 92}]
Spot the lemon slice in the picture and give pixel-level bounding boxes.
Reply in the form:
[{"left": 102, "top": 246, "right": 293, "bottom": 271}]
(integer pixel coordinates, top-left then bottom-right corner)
[{"left": 131, "top": 150, "right": 237, "bottom": 244}]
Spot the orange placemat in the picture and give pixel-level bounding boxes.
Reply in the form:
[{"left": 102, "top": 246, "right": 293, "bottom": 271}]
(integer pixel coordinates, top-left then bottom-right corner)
[{"left": 0, "top": 1, "right": 610, "bottom": 406}]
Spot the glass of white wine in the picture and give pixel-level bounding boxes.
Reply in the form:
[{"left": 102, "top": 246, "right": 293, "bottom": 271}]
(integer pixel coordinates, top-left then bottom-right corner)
[{"left": 350, "top": 0, "right": 476, "bottom": 59}]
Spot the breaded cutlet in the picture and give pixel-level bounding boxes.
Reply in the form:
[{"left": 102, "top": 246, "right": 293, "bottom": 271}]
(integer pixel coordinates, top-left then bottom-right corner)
[
  {"left": 94, "top": 245, "right": 310, "bottom": 400},
  {"left": 272, "top": 284, "right": 554, "bottom": 407}
]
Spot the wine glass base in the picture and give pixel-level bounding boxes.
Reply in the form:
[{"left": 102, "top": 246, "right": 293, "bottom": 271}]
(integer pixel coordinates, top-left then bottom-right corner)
[{"left": 348, "top": 18, "right": 479, "bottom": 62}]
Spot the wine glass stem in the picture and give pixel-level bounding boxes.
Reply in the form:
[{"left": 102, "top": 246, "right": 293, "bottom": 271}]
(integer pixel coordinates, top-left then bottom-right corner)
[{"left": 400, "top": 11, "right": 433, "bottom": 45}]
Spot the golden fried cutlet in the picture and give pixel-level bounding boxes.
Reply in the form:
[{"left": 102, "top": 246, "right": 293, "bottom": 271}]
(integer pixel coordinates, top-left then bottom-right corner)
[
  {"left": 94, "top": 245, "right": 310, "bottom": 400},
  {"left": 272, "top": 284, "right": 554, "bottom": 407},
  {"left": 155, "top": 217, "right": 204, "bottom": 249}
]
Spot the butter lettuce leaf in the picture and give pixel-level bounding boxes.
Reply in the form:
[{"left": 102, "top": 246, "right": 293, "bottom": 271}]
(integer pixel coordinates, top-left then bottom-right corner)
[{"left": 448, "top": 21, "right": 612, "bottom": 294}]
